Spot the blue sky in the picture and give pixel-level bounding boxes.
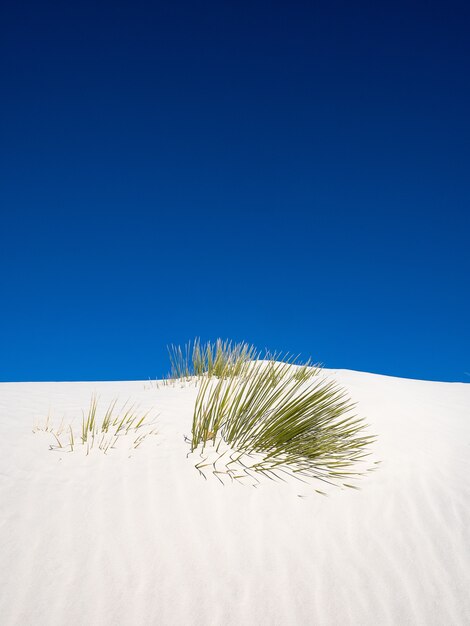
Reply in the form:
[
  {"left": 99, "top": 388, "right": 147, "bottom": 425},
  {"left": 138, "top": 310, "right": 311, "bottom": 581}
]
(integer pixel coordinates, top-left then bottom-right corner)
[{"left": 1, "top": 1, "right": 469, "bottom": 382}]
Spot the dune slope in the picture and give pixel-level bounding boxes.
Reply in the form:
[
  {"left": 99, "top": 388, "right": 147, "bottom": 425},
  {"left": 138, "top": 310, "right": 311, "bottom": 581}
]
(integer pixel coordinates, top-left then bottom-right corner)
[{"left": 0, "top": 369, "right": 469, "bottom": 626}]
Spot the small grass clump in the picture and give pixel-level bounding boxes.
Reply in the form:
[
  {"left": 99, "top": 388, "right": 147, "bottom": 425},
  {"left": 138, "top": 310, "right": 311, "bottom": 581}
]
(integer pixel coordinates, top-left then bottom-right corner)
[
  {"left": 34, "top": 395, "right": 157, "bottom": 455},
  {"left": 190, "top": 357, "right": 374, "bottom": 489}
]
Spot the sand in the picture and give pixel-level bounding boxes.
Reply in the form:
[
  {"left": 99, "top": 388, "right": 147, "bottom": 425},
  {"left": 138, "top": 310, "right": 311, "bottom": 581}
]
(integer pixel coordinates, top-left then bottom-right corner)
[{"left": 0, "top": 369, "right": 469, "bottom": 626}]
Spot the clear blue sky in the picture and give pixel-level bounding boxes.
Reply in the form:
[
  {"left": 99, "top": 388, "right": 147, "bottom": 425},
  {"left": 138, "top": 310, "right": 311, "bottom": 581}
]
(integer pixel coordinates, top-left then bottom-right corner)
[{"left": 1, "top": 1, "right": 469, "bottom": 382}]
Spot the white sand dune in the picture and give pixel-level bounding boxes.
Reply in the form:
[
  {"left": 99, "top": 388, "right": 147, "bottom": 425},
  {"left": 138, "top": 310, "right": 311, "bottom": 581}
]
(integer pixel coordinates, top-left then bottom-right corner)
[{"left": 1, "top": 369, "right": 469, "bottom": 626}]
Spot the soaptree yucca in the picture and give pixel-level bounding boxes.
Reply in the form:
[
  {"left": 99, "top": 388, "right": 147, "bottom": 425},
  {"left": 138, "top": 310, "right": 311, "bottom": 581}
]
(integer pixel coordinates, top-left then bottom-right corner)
[
  {"left": 191, "top": 358, "right": 374, "bottom": 488},
  {"left": 167, "top": 338, "right": 259, "bottom": 380}
]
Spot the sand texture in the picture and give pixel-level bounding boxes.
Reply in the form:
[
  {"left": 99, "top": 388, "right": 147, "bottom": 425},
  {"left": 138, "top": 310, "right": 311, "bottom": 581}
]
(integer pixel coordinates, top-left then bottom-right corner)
[{"left": 1, "top": 369, "right": 469, "bottom": 625}]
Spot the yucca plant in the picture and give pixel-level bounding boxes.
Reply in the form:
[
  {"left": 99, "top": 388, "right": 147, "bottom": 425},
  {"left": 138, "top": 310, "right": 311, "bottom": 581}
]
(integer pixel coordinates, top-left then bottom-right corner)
[
  {"left": 167, "top": 338, "right": 259, "bottom": 380},
  {"left": 191, "top": 358, "right": 374, "bottom": 488},
  {"left": 36, "top": 395, "right": 157, "bottom": 455}
]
